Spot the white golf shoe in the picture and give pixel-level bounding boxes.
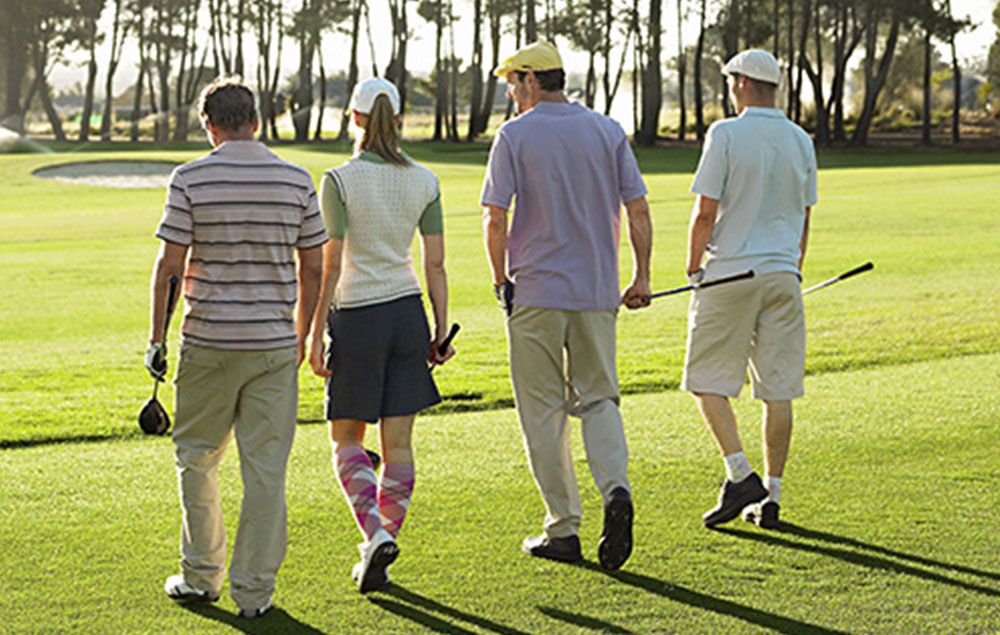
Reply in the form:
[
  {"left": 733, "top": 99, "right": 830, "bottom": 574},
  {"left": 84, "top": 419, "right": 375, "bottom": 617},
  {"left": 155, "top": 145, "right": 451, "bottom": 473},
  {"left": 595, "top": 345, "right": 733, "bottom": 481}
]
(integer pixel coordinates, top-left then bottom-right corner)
[
  {"left": 353, "top": 528, "right": 398, "bottom": 593},
  {"left": 164, "top": 574, "right": 219, "bottom": 603}
]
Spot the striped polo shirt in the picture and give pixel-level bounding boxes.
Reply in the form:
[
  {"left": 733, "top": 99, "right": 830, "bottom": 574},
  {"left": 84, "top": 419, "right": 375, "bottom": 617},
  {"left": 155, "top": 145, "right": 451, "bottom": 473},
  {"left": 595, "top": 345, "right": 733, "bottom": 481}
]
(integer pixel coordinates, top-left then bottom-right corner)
[{"left": 155, "top": 140, "right": 328, "bottom": 350}]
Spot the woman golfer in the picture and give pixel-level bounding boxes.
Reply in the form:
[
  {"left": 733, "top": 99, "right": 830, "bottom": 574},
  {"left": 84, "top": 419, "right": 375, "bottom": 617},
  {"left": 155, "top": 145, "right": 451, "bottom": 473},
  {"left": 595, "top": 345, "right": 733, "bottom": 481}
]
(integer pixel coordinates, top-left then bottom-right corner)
[{"left": 309, "top": 78, "right": 453, "bottom": 593}]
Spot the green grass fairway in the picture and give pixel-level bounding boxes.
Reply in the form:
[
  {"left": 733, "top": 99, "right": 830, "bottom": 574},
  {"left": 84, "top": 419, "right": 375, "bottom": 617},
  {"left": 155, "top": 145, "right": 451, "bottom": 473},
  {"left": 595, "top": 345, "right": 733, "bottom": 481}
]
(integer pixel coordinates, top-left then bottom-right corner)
[
  {"left": 1, "top": 354, "right": 998, "bottom": 633},
  {"left": 1, "top": 143, "right": 999, "bottom": 445}
]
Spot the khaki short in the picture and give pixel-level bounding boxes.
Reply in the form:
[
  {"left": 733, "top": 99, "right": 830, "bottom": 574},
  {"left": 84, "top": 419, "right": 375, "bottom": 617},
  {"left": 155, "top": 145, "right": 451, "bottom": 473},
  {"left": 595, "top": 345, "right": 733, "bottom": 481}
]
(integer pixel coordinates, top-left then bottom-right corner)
[{"left": 681, "top": 271, "right": 805, "bottom": 400}]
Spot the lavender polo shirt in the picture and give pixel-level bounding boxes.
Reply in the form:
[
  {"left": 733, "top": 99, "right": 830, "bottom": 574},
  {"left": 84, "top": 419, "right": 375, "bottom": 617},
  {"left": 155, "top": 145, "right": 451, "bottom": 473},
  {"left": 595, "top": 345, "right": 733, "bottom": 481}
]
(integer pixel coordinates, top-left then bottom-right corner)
[{"left": 480, "top": 101, "right": 648, "bottom": 311}]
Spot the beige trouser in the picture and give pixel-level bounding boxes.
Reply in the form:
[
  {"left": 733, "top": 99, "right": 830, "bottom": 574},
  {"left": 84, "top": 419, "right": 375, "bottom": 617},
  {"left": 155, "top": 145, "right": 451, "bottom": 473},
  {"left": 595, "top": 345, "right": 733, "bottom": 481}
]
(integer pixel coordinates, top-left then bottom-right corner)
[
  {"left": 172, "top": 344, "right": 297, "bottom": 610},
  {"left": 507, "top": 305, "right": 630, "bottom": 539}
]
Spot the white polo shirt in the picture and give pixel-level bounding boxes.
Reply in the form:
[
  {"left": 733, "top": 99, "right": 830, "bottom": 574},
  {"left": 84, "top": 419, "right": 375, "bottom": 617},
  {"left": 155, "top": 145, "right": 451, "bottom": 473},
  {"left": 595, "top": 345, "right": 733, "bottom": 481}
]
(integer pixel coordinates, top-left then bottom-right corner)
[{"left": 691, "top": 107, "right": 818, "bottom": 279}]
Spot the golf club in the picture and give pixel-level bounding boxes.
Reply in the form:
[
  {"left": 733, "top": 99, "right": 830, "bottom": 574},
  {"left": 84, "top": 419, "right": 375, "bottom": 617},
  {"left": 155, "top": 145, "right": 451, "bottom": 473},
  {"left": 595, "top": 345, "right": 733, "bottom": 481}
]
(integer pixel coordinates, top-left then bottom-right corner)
[
  {"left": 648, "top": 269, "right": 756, "bottom": 300},
  {"left": 802, "top": 262, "right": 874, "bottom": 296},
  {"left": 138, "top": 275, "right": 179, "bottom": 435},
  {"left": 430, "top": 322, "right": 461, "bottom": 373}
]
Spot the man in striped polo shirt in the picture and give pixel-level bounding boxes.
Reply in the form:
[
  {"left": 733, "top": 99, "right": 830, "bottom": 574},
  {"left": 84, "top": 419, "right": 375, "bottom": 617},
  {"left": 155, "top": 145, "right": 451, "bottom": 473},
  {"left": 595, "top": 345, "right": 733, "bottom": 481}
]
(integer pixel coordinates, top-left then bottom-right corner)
[{"left": 146, "top": 78, "right": 326, "bottom": 617}]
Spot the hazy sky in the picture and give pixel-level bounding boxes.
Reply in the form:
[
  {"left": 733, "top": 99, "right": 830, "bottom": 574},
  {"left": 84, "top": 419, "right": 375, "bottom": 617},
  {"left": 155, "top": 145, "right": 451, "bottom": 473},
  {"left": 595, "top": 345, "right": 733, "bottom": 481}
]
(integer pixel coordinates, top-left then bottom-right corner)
[{"left": 50, "top": 0, "right": 998, "bottom": 96}]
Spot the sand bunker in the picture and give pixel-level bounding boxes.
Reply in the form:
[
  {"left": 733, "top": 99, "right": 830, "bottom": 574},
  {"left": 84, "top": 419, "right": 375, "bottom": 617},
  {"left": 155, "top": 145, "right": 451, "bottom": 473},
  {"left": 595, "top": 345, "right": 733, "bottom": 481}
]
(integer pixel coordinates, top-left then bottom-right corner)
[{"left": 33, "top": 160, "right": 180, "bottom": 189}]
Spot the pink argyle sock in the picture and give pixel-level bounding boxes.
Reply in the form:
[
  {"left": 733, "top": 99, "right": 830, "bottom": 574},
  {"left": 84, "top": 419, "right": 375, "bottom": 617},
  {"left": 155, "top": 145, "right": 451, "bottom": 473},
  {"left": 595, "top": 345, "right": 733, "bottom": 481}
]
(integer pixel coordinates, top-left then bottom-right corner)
[
  {"left": 378, "top": 462, "right": 415, "bottom": 538},
  {"left": 333, "top": 445, "right": 382, "bottom": 541}
]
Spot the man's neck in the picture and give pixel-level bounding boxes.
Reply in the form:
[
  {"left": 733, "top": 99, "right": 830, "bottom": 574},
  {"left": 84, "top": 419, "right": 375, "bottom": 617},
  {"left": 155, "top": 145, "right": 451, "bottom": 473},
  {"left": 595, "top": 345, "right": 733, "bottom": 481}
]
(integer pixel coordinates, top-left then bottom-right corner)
[{"left": 536, "top": 90, "right": 569, "bottom": 104}]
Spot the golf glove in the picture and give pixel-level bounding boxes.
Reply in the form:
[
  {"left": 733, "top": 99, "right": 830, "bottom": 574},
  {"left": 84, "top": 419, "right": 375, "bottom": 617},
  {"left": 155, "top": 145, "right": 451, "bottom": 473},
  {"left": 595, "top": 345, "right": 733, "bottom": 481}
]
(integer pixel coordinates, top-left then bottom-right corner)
[
  {"left": 686, "top": 268, "right": 705, "bottom": 286},
  {"left": 145, "top": 342, "right": 167, "bottom": 380},
  {"left": 494, "top": 280, "right": 515, "bottom": 316}
]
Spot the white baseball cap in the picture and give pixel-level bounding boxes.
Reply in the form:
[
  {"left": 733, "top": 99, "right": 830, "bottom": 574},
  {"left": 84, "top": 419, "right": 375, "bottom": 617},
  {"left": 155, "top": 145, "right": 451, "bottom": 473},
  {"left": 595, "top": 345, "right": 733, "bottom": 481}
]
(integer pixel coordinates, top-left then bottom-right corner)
[
  {"left": 349, "top": 77, "right": 401, "bottom": 115},
  {"left": 722, "top": 49, "right": 781, "bottom": 85}
]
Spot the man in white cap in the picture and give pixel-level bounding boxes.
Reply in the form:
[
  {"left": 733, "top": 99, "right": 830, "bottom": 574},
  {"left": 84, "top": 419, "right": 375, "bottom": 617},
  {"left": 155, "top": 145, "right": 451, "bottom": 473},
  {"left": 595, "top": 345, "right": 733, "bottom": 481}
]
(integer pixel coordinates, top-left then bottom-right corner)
[
  {"left": 480, "top": 40, "right": 653, "bottom": 570},
  {"left": 682, "top": 49, "right": 817, "bottom": 530}
]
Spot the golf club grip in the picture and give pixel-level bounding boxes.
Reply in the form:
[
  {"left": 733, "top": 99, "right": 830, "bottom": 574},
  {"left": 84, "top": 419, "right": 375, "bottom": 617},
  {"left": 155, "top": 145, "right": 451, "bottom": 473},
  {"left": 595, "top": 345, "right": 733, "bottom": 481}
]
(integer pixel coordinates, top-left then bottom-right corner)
[
  {"left": 837, "top": 261, "right": 874, "bottom": 281},
  {"left": 163, "top": 275, "right": 179, "bottom": 335},
  {"left": 698, "top": 269, "right": 756, "bottom": 289},
  {"left": 437, "top": 323, "right": 460, "bottom": 355}
]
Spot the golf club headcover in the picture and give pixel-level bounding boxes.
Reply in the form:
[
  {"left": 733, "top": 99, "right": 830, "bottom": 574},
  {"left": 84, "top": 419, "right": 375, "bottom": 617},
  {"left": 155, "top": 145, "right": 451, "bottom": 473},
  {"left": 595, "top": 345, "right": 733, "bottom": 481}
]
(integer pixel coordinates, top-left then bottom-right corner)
[{"left": 138, "top": 397, "right": 171, "bottom": 435}]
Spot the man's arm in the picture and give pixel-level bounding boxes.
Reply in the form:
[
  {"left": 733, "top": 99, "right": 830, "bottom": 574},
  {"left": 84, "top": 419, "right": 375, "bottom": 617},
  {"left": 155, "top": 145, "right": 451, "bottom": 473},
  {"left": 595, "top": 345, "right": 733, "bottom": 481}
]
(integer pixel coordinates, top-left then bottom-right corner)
[
  {"left": 296, "top": 245, "right": 324, "bottom": 368},
  {"left": 482, "top": 205, "right": 508, "bottom": 287},
  {"left": 621, "top": 196, "right": 652, "bottom": 309},
  {"left": 308, "top": 239, "right": 342, "bottom": 377},
  {"left": 687, "top": 195, "right": 720, "bottom": 276},
  {"left": 798, "top": 206, "right": 811, "bottom": 272},
  {"left": 149, "top": 241, "right": 189, "bottom": 344}
]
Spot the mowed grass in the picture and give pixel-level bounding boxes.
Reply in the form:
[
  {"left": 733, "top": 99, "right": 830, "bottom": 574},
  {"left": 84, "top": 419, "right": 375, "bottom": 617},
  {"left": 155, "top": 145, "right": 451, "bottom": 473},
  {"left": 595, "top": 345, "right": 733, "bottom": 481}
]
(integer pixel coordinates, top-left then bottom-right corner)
[
  {"left": 1, "top": 142, "right": 998, "bottom": 445},
  {"left": 0, "top": 354, "right": 997, "bottom": 633}
]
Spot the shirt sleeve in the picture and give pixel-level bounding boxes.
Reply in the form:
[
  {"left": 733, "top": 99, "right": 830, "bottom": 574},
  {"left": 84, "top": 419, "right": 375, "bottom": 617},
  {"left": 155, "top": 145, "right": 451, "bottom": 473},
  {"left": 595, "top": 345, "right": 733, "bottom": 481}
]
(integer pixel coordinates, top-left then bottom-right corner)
[
  {"left": 319, "top": 172, "right": 346, "bottom": 240},
  {"left": 155, "top": 169, "right": 194, "bottom": 246},
  {"left": 418, "top": 193, "right": 444, "bottom": 236},
  {"left": 480, "top": 131, "right": 517, "bottom": 209},
  {"left": 690, "top": 124, "right": 728, "bottom": 200},
  {"left": 616, "top": 136, "right": 648, "bottom": 203},
  {"left": 297, "top": 176, "right": 329, "bottom": 249},
  {"left": 805, "top": 142, "right": 818, "bottom": 207}
]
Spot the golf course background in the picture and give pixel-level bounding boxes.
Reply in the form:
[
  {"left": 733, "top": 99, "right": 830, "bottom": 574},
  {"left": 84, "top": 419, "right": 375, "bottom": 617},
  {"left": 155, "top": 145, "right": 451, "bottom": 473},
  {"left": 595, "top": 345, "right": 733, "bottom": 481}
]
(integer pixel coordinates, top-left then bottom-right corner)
[{"left": 1, "top": 143, "right": 998, "bottom": 632}]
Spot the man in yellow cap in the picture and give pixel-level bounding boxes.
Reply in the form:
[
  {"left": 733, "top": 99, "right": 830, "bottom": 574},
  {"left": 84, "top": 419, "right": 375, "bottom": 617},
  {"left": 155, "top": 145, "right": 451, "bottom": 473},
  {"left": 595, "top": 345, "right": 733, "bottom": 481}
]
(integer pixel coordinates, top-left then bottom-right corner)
[{"left": 481, "top": 40, "right": 653, "bottom": 571}]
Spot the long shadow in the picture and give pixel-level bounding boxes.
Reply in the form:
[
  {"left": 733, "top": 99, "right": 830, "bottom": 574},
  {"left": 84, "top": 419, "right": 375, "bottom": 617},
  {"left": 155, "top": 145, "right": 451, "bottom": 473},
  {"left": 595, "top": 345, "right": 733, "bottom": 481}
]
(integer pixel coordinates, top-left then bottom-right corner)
[
  {"left": 576, "top": 561, "right": 849, "bottom": 635},
  {"left": 368, "top": 598, "right": 478, "bottom": 634},
  {"left": 538, "top": 605, "right": 635, "bottom": 634},
  {"left": 380, "top": 584, "right": 532, "bottom": 635},
  {"left": 714, "top": 527, "right": 1000, "bottom": 598},
  {"left": 183, "top": 604, "right": 327, "bottom": 634},
  {"left": 778, "top": 522, "right": 1000, "bottom": 582}
]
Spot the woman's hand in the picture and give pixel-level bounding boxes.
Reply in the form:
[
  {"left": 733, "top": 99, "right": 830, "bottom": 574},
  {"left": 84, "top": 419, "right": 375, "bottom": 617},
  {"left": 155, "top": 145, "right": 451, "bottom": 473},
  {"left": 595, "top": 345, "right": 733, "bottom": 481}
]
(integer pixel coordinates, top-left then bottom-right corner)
[
  {"left": 427, "top": 339, "right": 456, "bottom": 366},
  {"left": 310, "top": 332, "right": 332, "bottom": 378}
]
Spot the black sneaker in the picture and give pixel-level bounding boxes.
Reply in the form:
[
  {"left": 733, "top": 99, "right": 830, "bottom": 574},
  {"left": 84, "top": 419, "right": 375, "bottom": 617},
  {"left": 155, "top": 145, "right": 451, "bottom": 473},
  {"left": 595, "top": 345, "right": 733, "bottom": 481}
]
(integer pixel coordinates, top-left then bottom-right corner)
[
  {"left": 703, "top": 472, "right": 767, "bottom": 527},
  {"left": 522, "top": 534, "right": 583, "bottom": 563},
  {"left": 742, "top": 501, "right": 781, "bottom": 529},
  {"left": 597, "top": 487, "right": 633, "bottom": 571}
]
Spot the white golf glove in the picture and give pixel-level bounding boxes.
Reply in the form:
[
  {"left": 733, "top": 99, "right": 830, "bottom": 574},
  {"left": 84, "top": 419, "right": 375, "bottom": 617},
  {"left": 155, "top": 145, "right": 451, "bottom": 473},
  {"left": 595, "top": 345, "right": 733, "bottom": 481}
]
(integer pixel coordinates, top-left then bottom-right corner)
[{"left": 145, "top": 342, "right": 167, "bottom": 380}]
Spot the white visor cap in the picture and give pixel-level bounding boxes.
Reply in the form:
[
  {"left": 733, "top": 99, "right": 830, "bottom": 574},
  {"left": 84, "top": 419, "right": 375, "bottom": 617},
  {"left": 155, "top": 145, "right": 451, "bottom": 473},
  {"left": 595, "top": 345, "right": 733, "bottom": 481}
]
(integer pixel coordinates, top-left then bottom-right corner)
[
  {"left": 349, "top": 77, "right": 401, "bottom": 115},
  {"left": 722, "top": 49, "right": 781, "bottom": 85}
]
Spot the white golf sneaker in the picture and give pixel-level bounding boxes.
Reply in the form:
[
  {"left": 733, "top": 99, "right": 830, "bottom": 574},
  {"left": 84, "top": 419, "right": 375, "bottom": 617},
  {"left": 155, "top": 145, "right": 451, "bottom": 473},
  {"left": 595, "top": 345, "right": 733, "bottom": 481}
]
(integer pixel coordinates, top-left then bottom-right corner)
[
  {"left": 238, "top": 597, "right": 273, "bottom": 619},
  {"left": 164, "top": 574, "right": 219, "bottom": 603},
  {"left": 354, "top": 528, "right": 398, "bottom": 593}
]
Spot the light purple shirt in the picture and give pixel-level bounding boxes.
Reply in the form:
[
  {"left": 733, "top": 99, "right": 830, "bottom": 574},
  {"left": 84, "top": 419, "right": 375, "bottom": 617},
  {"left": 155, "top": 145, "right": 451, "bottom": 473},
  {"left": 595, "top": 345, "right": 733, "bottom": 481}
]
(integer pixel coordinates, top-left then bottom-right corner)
[{"left": 480, "top": 101, "right": 648, "bottom": 311}]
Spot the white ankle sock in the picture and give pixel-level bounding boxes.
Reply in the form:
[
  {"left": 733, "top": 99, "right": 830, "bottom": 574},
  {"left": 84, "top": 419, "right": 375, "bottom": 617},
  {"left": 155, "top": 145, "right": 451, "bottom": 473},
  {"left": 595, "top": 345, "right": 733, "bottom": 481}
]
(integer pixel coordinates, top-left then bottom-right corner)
[
  {"left": 723, "top": 452, "right": 752, "bottom": 483},
  {"left": 765, "top": 475, "right": 782, "bottom": 504}
]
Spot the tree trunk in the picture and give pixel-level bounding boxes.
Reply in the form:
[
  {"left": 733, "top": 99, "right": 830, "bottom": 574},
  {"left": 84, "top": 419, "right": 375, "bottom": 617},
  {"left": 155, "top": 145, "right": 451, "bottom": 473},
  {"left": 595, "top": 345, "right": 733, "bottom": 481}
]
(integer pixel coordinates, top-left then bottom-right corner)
[
  {"left": 947, "top": 0, "right": 961, "bottom": 144},
  {"left": 101, "top": 0, "right": 128, "bottom": 142},
  {"left": 773, "top": 0, "right": 779, "bottom": 55},
  {"left": 314, "top": 43, "right": 326, "bottom": 140},
  {"left": 433, "top": 0, "right": 445, "bottom": 141},
  {"left": 33, "top": 42, "right": 66, "bottom": 142},
  {"left": 526, "top": 0, "right": 537, "bottom": 42},
  {"left": 636, "top": 0, "right": 662, "bottom": 145},
  {"left": 677, "top": 0, "right": 686, "bottom": 141},
  {"left": 694, "top": 0, "right": 705, "bottom": 139},
  {"left": 448, "top": 12, "right": 459, "bottom": 142},
  {"left": 339, "top": 0, "right": 362, "bottom": 141},
  {"left": 793, "top": 0, "right": 811, "bottom": 124},
  {"left": 2, "top": 15, "right": 28, "bottom": 130},
  {"left": 79, "top": 24, "right": 99, "bottom": 142},
  {"left": 850, "top": 8, "right": 901, "bottom": 146},
  {"left": 293, "top": 5, "right": 316, "bottom": 143},
  {"left": 476, "top": 4, "right": 501, "bottom": 134},
  {"left": 467, "top": 0, "right": 484, "bottom": 141},
  {"left": 922, "top": 27, "right": 932, "bottom": 145},
  {"left": 131, "top": 54, "right": 146, "bottom": 142},
  {"left": 786, "top": 0, "right": 793, "bottom": 116}
]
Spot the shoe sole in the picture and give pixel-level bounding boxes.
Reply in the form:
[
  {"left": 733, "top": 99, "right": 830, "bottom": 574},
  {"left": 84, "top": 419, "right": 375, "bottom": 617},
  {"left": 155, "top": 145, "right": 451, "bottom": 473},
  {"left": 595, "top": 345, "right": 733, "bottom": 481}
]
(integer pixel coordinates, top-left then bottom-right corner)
[
  {"left": 359, "top": 542, "right": 399, "bottom": 594},
  {"left": 167, "top": 591, "right": 220, "bottom": 604},
  {"left": 521, "top": 547, "right": 583, "bottom": 563},
  {"left": 597, "top": 496, "right": 633, "bottom": 571},
  {"left": 703, "top": 486, "right": 768, "bottom": 527}
]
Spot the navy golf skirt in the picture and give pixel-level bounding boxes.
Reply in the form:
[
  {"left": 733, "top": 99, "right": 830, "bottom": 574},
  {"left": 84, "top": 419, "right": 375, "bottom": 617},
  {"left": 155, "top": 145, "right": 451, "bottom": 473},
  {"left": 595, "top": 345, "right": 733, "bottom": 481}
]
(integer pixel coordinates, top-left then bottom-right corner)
[{"left": 325, "top": 294, "right": 441, "bottom": 423}]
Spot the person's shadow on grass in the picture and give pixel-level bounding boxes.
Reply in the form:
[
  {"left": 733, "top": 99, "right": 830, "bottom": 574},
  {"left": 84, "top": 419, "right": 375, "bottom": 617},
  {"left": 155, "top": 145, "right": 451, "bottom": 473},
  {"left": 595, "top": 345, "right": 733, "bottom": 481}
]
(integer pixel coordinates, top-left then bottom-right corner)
[
  {"left": 537, "top": 605, "right": 636, "bottom": 633},
  {"left": 575, "top": 560, "right": 849, "bottom": 635},
  {"left": 183, "top": 603, "right": 326, "bottom": 635},
  {"left": 713, "top": 522, "right": 1000, "bottom": 598},
  {"left": 368, "top": 583, "right": 531, "bottom": 635}
]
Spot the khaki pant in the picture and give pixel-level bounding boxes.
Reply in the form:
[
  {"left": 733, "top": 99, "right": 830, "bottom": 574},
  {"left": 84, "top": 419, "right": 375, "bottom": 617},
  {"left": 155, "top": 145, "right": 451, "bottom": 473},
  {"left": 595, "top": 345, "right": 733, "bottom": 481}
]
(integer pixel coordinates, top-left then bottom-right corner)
[
  {"left": 507, "top": 305, "right": 630, "bottom": 539},
  {"left": 172, "top": 344, "right": 297, "bottom": 610}
]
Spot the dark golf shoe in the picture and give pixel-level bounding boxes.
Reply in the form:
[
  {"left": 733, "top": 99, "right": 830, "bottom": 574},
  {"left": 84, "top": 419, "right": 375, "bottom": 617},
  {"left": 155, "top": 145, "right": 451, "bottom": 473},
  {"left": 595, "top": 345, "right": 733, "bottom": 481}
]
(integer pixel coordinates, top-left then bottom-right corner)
[
  {"left": 522, "top": 534, "right": 583, "bottom": 563},
  {"left": 703, "top": 472, "right": 767, "bottom": 527},
  {"left": 598, "top": 487, "right": 634, "bottom": 571},
  {"left": 742, "top": 501, "right": 781, "bottom": 529}
]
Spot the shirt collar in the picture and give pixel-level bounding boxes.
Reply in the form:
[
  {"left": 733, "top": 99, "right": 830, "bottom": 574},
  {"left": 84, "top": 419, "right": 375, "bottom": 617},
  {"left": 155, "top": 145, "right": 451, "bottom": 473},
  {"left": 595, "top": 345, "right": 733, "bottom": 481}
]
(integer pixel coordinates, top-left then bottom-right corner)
[
  {"left": 529, "top": 100, "right": 582, "bottom": 115},
  {"left": 739, "top": 107, "right": 786, "bottom": 119},
  {"left": 211, "top": 139, "right": 274, "bottom": 157},
  {"left": 356, "top": 150, "right": 387, "bottom": 164}
]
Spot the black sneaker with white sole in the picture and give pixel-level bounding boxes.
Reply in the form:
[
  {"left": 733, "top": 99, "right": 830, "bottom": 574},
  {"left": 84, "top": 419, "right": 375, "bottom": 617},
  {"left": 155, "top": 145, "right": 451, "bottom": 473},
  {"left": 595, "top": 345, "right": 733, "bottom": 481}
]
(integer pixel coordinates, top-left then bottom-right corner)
[
  {"left": 742, "top": 500, "right": 781, "bottom": 529},
  {"left": 598, "top": 487, "right": 633, "bottom": 571},
  {"left": 522, "top": 534, "right": 583, "bottom": 563},
  {"left": 703, "top": 472, "right": 768, "bottom": 527}
]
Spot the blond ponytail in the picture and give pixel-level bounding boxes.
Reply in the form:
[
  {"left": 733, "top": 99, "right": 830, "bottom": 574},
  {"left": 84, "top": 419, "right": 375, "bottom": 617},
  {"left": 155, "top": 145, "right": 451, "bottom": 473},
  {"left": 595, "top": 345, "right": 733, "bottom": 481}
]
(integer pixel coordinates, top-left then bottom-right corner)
[{"left": 357, "top": 94, "right": 408, "bottom": 166}]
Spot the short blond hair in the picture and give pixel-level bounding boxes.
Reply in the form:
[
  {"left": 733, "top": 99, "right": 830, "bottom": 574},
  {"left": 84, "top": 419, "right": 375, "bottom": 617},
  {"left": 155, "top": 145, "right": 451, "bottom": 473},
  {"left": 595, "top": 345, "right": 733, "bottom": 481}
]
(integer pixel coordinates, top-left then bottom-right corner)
[{"left": 198, "top": 77, "right": 257, "bottom": 131}]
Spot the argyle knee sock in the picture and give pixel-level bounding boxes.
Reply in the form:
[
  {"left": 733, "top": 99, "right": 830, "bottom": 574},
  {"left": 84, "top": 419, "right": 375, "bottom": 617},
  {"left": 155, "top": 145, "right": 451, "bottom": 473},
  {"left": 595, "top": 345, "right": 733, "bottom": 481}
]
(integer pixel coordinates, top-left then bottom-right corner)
[
  {"left": 334, "top": 445, "right": 382, "bottom": 541},
  {"left": 378, "top": 462, "right": 415, "bottom": 539}
]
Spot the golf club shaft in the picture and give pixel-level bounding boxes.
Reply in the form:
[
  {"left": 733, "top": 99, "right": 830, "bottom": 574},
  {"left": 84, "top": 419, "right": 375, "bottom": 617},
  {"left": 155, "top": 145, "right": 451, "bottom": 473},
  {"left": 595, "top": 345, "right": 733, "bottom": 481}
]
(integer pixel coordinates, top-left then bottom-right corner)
[
  {"left": 802, "top": 262, "right": 874, "bottom": 296},
  {"left": 649, "top": 269, "right": 755, "bottom": 300}
]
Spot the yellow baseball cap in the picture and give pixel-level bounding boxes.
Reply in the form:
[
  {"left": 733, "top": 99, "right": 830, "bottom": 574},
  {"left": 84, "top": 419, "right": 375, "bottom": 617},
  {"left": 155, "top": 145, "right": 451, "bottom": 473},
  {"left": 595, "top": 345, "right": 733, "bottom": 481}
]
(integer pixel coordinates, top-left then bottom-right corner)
[{"left": 494, "top": 41, "right": 563, "bottom": 78}]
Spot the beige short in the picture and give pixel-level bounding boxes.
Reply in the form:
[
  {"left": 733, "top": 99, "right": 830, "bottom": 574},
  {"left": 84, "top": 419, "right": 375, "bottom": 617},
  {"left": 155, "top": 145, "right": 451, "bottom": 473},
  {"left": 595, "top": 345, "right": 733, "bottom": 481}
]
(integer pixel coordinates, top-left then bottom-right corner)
[{"left": 681, "top": 271, "right": 805, "bottom": 400}]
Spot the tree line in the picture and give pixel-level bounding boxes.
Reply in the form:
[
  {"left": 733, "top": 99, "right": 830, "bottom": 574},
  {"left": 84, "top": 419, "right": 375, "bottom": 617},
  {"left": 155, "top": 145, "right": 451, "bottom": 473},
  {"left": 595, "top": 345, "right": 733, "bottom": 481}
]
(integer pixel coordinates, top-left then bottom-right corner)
[{"left": 0, "top": 0, "right": 990, "bottom": 146}]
